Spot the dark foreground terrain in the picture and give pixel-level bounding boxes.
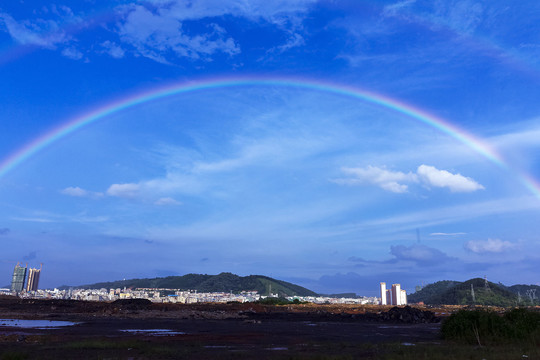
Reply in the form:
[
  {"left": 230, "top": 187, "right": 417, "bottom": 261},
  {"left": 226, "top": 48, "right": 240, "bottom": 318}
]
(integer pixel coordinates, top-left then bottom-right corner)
[{"left": 0, "top": 297, "right": 538, "bottom": 359}]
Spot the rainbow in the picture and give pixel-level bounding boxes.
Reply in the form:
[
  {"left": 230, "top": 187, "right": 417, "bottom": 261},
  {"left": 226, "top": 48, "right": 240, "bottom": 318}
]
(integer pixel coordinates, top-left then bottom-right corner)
[{"left": 1, "top": 76, "right": 539, "bottom": 198}]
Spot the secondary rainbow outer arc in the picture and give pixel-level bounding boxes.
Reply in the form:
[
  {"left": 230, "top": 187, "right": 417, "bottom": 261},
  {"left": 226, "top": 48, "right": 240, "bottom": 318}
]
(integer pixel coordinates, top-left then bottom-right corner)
[{"left": 0, "top": 77, "right": 538, "bottom": 198}]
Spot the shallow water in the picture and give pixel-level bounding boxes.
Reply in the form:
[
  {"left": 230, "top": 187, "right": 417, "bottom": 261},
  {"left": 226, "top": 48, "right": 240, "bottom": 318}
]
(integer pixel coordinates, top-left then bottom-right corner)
[
  {"left": 120, "top": 329, "right": 185, "bottom": 336},
  {"left": 0, "top": 318, "right": 78, "bottom": 329}
]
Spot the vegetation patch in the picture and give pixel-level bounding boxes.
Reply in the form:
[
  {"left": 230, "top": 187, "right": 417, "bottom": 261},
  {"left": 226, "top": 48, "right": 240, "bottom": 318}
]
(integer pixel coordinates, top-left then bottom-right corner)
[
  {"left": 256, "top": 297, "right": 297, "bottom": 305},
  {"left": 442, "top": 308, "right": 540, "bottom": 345}
]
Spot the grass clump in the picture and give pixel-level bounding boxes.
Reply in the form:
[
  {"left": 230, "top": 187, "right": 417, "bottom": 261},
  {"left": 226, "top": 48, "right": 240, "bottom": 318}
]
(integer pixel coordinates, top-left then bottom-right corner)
[{"left": 442, "top": 308, "right": 540, "bottom": 345}]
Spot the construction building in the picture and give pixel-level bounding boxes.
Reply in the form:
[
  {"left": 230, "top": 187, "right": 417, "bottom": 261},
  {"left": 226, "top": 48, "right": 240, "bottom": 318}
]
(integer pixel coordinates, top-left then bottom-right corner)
[
  {"left": 26, "top": 265, "right": 42, "bottom": 292},
  {"left": 11, "top": 263, "right": 27, "bottom": 292}
]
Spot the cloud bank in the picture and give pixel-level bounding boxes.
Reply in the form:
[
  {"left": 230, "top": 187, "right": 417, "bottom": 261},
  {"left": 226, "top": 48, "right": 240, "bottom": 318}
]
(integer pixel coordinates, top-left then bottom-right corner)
[
  {"left": 465, "top": 238, "right": 517, "bottom": 253},
  {"left": 0, "top": 0, "right": 315, "bottom": 63},
  {"left": 417, "top": 164, "right": 484, "bottom": 192},
  {"left": 337, "top": 165, "right": 416, "bottom": 193},
  {"left": 113, "top": 0, "right": 315, "bottom": 62},
  {"left": 337, "top": 164, "right": 484, "bottom": 193},
  {"left": 390, "top": 244, "right": 454, "bottom": 266}
]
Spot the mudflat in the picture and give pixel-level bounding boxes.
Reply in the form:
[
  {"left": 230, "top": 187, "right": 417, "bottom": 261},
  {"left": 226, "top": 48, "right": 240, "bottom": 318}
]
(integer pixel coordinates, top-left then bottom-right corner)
[{"left": 0, "top": 297, "right": 443, "bottom": 359}]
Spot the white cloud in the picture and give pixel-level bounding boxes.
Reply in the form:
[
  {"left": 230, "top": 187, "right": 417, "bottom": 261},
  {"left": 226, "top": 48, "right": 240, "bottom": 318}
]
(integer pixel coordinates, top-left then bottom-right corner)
[
  {"left": 493, "top": 125, "right": 540, "bottom": 149},
  {"left": 139, "top": 0, "right": 315, "bottom": 26},
  {"left": 383, "top": 0, "right": 416, "bottom": 17},
  {"left": 273, "top": 33, "right": 305, "bottom": 54},
  {"left": 336, "top": 165, "right": 417, "bottom": 193},
  {"left": 350, "top": 195, "right": 540, "bottom": 233},
  {"left": 114, "top": 0, "right": 315, "bottom": 62},
  {"left": 154, "top": 197, "right": 181, "bottom": 206},
  {"left": 106, "top": 183, "right": 140, "bottom": 198},
  {"left": 0, "top": 12, "right": 68, "bottom": 49},
  {"left": 432, "top": 1, "right": 484, "bottom": 34},
  {"left": 390, "top": 244, "right": 454, "bottom": 265},
  {"left": 383, "top": 0, "right": 485, "bottom": 35},
  {"left": 465, "top": 238, "right": 517, "bottom": 253},
  {"left": 61, "top": 186, "right": 88, "bottom": 197},
  {"left": 335, "top": 164, "right": 484, "bottom": 194},
  {"left": 12, "top": 212, "right": 108, "bottom": 224},
  {"left": 417, "top": 164, "right": 484, "bottom": 192},
  {"left": 60, "top": 186, "right": 103, "bottom": 198},
  {"left": 116, "top": 4, "right": 240, "bottom": 61},
  {"left": 61, "top": 47, "right": 83, "bottom": 60},
  {"left": 101, "top": 40, "right": 125, "bottom": 58}
]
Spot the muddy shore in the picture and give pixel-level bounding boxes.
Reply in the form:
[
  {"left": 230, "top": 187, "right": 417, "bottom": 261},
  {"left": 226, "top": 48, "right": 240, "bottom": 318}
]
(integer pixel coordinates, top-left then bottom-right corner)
[{"left": 0, "top": 297, "right": 446, "bottom": 359}]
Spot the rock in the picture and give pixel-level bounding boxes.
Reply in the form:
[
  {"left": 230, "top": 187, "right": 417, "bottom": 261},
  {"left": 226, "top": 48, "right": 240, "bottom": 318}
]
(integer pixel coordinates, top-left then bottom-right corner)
[{"left": 382, "top": 306, "right": 439, "bottom": 323}]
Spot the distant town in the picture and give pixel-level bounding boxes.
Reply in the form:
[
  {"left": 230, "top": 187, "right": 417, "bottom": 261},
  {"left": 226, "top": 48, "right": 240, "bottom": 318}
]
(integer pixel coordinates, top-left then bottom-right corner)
[{"left": 2, "top": 263, "right": 383, "bottom": 305}]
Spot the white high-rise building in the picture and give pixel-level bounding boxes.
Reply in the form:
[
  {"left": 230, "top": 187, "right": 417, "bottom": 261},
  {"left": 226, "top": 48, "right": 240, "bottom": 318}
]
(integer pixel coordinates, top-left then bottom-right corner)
[
  {"left": 400, "top": 289, "right": 407, "bottom": 305},
  {"left": 380, "top": 282, "right": 387, "bottom": 305},
  {"left": 392, "top": 284, "right": 401, "bottom": 305},
  {"left": 378, "top": 282, "right": 407, "bottom": 306},
  {"left": 26, "top": 266, "right": 41, "bottom": 292}
]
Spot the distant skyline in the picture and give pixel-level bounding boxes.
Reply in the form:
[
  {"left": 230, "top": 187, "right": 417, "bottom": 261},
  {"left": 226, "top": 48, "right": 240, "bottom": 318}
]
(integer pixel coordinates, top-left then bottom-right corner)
[{"left": 1, "top": 1, "right": 539, "bottom": 296}]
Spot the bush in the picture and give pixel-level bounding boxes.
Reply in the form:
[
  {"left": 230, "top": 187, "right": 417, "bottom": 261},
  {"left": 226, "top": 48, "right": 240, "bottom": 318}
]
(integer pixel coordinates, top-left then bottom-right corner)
[
  {"left": 504, "top": 308, "right": 540, "bottom": 340},
  {"left": 256, "top": 297, "right": 291, "bottom": 305},
  {"left": 442, "top": 308, "right": 540, "bottom": 345}
]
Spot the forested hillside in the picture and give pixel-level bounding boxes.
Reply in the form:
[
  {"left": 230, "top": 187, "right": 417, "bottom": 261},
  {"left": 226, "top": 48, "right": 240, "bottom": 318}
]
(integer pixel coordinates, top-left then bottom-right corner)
[
  {"left": 63, "top": 272, "right": 317, "bottom": 297},
  {"left": 409, "top": 278, "right": 520, "bottom": 306}
]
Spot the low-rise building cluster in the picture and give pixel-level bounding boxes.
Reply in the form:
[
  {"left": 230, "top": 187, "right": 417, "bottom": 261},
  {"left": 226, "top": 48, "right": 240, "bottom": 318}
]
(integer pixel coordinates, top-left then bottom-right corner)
[
  {"left": 286, "top": 295, "right": 378, "bottom": 305},
  {"left": 2, "top": 263, "right": 395, "bottom": 305},
  {"left": 0, "top": 286, "right": 378, "bottom": 305}
]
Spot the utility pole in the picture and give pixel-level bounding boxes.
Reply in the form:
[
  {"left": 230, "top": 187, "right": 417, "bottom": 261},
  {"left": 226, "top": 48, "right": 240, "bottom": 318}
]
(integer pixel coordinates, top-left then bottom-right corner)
[
  {"left": 526, "top": 289, "right": 537, "bottom": 305},
  {"left": 471, "top": 284, "right": 476, "bottom": 303}
]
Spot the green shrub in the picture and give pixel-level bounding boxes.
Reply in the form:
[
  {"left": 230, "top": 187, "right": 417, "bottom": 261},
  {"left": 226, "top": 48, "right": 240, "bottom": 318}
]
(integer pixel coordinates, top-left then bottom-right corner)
[
  {"left": 442, "top": 308, "right": 540, "bottom": 345},
  {"left": 504, "top": 308, "right": 540, "bottom": 340},
  {"left": 442, "top": 309, "right": 507, "bottom": 345},
  {"left": 256, "top": 297, "right": 291, "bottom": 305}
]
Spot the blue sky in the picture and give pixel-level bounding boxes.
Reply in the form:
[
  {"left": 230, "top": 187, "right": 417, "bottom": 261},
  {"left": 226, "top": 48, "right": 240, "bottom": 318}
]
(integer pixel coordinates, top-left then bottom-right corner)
[{"left": 1, "top": 0, "right": 540, "bottom": 295}]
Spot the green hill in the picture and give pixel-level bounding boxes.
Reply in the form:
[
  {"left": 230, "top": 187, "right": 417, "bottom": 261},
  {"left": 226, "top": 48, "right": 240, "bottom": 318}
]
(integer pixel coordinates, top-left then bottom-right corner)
[
  {"left": 507, "top": 284, "right": 540, "bottom": 306},
  {"left": 408, "top": 280, "right": 460, "bottom": 304},
  {"left": 409, "top": 278, "right": 519, "bottom": 307},
  {"left": 63, "top": 272, "right": 317, "bottom": 297}
]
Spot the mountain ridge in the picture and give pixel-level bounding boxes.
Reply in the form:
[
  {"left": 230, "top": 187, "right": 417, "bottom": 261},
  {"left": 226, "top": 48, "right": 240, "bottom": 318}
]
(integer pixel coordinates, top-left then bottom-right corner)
[
  {"left": 60, "top": 272, "right": 317, "bottom": 297},
  {"left": 409, "top": 278, "right": 539, "bottom": 306}
]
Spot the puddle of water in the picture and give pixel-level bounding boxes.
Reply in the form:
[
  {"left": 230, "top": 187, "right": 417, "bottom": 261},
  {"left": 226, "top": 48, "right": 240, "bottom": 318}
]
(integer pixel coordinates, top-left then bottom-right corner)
[
  {"left": 266, "top": 347, "right": 288, "bottom": 351},
  {"left": 0, "top": 319, "right": 78, "bottom": 329},
  {"left": 120, "top": 329, "right": 185, "bottom": 336},
  {"left": 204, "top": 345, "right": 229, "bottom": 349},
  {"left": 401, "top": 342, "right": 416, "bottom": 346}
]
